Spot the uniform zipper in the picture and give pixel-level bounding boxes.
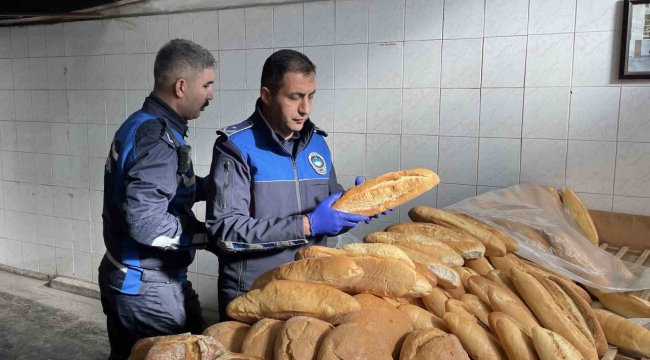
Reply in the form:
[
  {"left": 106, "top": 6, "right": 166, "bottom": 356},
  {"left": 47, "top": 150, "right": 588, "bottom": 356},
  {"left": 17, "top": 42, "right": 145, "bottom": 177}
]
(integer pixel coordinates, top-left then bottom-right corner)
[
  {"left": 238, "top": 259, "right": 247, "bottom": 292},
  {"left": 221, "top": 161, "right": 230, "bottom": 209},
  {"left": 292, "top": 159, "right": 302, "bottom": 214}
]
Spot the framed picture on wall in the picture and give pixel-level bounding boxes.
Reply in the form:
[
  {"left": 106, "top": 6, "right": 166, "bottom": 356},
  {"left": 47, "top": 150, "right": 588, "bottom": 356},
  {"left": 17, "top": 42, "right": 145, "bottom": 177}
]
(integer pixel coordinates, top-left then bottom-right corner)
[{"left": 621, "top": 0, "right": 650, "bottom": 78}]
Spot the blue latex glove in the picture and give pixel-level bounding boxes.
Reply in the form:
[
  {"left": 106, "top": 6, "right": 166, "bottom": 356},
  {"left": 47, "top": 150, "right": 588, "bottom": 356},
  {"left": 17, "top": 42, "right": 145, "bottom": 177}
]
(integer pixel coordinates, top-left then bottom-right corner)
[
  {"left": 307, "top": 192, "right": 370, "bottom": 236},
  {"left": 355, "top": 176, "right": 393, "bottom": 223}
]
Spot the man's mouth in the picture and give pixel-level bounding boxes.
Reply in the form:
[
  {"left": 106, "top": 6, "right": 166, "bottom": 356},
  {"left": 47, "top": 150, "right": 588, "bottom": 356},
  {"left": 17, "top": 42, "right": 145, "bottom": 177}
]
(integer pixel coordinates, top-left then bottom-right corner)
[{"left": 201, "top": 100, "right": 209, "bottom": 110}]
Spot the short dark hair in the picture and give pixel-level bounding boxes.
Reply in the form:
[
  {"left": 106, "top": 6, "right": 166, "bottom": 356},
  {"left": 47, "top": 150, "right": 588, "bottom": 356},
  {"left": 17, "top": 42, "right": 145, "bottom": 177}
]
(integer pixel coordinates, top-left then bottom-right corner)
[
  {"left": 261, "top": 49, "right": 316, "bottom": 94},
  {"left": 154, "top": 39, "right": 216, "bottom": 89}
]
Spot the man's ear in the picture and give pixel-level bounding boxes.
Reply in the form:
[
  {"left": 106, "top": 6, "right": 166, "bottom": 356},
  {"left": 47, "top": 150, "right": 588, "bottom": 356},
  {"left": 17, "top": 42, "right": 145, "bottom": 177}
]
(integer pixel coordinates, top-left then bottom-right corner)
[
  {"left": 260, "top": 87, "right": 272, "bottom": 105},
  {"left": 174, "top": 78, "right": 187, "bottom": 99}
]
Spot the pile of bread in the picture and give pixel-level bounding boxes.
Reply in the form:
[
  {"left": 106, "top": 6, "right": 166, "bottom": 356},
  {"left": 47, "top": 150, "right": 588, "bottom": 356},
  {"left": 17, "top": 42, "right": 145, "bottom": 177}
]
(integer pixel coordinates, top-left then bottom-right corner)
[{"left": 128, "top": 170, "right": 650, "bottom": 360}]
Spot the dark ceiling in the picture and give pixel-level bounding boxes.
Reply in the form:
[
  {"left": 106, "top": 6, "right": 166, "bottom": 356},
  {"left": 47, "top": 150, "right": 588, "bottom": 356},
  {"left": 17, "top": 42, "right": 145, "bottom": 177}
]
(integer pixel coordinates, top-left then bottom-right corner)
[{"left": 0, "top": 0, "right": 117, "bottom": 16}]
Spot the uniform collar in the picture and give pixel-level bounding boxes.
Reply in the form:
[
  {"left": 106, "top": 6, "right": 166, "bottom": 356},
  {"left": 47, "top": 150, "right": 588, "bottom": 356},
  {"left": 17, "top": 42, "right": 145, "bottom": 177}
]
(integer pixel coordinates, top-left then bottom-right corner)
[{"left": 142, "top": 93, "right": 189, "bottom": 137}]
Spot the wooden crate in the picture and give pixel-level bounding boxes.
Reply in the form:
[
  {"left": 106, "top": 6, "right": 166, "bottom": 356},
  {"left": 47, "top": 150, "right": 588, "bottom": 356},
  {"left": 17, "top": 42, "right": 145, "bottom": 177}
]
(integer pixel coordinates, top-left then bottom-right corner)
[{"left": 598, "top": 243, "right": 650, "bottom": 360}]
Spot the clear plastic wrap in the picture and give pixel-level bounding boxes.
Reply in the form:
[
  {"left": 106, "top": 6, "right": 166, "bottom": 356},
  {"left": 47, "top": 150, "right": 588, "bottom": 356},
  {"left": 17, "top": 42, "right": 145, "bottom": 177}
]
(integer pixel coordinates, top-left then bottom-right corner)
[{"left": 446, "top": 183, "right": 650, "bottom": 291}]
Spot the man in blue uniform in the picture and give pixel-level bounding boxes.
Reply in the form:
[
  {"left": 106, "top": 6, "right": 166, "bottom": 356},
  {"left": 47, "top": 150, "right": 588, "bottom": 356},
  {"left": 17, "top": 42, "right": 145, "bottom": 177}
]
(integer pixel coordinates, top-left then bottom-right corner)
[
  {"left": 99, "top": 39, "right": 215, "bottom": 360},
  {"left": 206, "top": 50, "right": 370, "bottom": 321}
]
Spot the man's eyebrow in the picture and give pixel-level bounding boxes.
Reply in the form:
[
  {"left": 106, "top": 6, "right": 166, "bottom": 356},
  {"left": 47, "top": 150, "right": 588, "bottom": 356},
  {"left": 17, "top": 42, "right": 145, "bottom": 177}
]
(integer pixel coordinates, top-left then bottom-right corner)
[{"left": 204, "top": 80, "right": 214, "bottom": 85}]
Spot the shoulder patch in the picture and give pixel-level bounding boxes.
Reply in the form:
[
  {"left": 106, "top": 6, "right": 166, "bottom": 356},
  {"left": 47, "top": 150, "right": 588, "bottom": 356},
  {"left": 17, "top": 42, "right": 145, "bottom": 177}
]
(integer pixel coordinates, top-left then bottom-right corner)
[{"left": 217, "top": 120, "right": 254, "bottom": 138}]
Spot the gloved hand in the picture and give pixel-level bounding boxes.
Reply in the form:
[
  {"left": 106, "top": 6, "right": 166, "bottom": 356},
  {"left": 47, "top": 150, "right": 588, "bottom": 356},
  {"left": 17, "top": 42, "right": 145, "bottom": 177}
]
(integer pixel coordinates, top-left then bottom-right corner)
[
  {"left": 307, "top": 192, "right": 370, "bottom": 236},
  {"left": 355, "top": 176, "right": 393, "bottom": 223}
]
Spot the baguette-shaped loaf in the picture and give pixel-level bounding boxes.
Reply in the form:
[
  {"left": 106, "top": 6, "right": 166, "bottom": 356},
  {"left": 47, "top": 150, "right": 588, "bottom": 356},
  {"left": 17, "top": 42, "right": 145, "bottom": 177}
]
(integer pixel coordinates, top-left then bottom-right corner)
[
  {"left": 464, "top": 257, "right": 494, "bottom": 277},
  {"left": 332, "top": 168, "right": 440, "bottom": 216},
  {"left": 396, "top": 246, "right": 461, "bottom": 289},
  {"left": 510, "top": 268, "right": 597, "bottom": 360},
  {"left": 316, "top": 323, "right": 393, "bottom": 360},
  {"left": 203, "top": 321, "right": 251, "bottom": 353},
  {"left": 138, "top": 334, "right": 228, "bottom": 360},
  {"left": 594, "top": 309, "right": 650, "bottom": 357},
  {"left": 560, "top": 188, "right": 598, "bottom": 246},
  {"left": 489, "top": 313, "right": 539, "bottom": 360},
  {"left": 400, "top": 328, "right": 470, "bottom": 360},
  {"left": 386, "top": 222, "right": 486, "bottom": 259},
  {"left": 241, "top": 319, "right": 283, "bottom": 360},
  {"left": 455, "top": 267, "right": 480, "bottom": 289},
  {"left": 250, "top": 257, "right": 364, "bottom": 290},
  {"left": 467, "top": 275, "right": 527, "bottom": 308},
  {"left": 455, "top": 213, "right": 520, "bottom": 252},
  {"left": 597, "top": 292, "right": 650, "bottom": 318},
  {"left": 446, "top": 299, "right": 489, "bottom": 328},
  {"left": 460, "top": 293, "right": 493, "bottom": 316},
  {"left": 409, "top": 206, "right": 507, "bottom": 257},
  {"left": 226, "top": 280, "right": 361, "bottom": 324},
  {"left": 340, "top": 256, "right": 430, "bottom": 298},
  {"left": 544, "top": 186, "right": 562, "bottom": 202},
  {"left": 414, "top": 262, "right": 438, "bottom": 288},
  {"left": 486, "top": 270, "right": 519, "bottom": 297},
  {"left": 443, "top": 312, "right": 508, "bottom": 360},
  {"left": 532, "top": 327, "right": 586, "bottom": 360},
  {"left": 295, "top": 246, "right": 348, "bottom": 260},
  {"left": 339, "top": 243, "right": 415, "bottom": 268},
  {"left": 422, "top": 286, "right": 452, "bottom": 318},
  {"left": 364, "top": 232, "right": 464, "bottom": 266},
  {"left": 274, "top": 316, "right": 333, "bottom": 360},
  {"left": 488, "top": 289, "right": 540, "bottom": 334},
  {"left": 398, "top": 304, "right": 448, "bottom": 331}
]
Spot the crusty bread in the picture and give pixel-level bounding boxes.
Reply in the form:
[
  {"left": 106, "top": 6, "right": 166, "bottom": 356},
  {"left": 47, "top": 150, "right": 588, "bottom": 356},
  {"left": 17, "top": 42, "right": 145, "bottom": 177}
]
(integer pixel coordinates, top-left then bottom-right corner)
[
  {"left": 560, "top": 188, "right": 598, "bottom": 246},
  {"left": 510, "top": 268, "right": 597, "bottom": 360},
  {"left": 216, "top": 354, "right": 263, "bottom": 360},
  {"left": 400, "top": 329, "right": 470, "bottom": 360},
  {"left": 534, "top": 275, "right": 606, "bottom": 356},
  {"left": 409, "top": 206, "right": 507, "bottom": 257},
  {"left": 141, "top": 334, "right": 228, "bottom": 360},
  {"left": 274, "top": 316, "right": 334, "bottom": 360},
  {"left": 348, "top": 294, "right": 414, "bottom": 359},
  {"left": 445, "top": 299, "right": 489, "bottom": 329},
  {"left": 460, "top": 293, "right": 492, "bottom": 316},
  {"left": 331, "top": 168, "right": 440, "bottom": 216},
  {"left": 295, "top": 246, "right": 348, "bottom": 260},
  {"left": 594, "top": 309, "right": 650, "bottom": 357},
  {"left": 597, "top": 291, "right": 650, "bottom": 319},
  {"left": 130, "top": 334, "right": 195, "bottom": 360},
  {"left": 467, "top": 275, "right": 526, "bottom": 308},
  {"left": 395, "top": 246, "right": 461, "bottom": 289},
  {"left": 339, "top": 243, "right": 415, "bottom": 268},
  {"left": 316, "top": 323, "right": 393, "bottom": 360},
  {"left": 464, "top": 257, "right": 494, "bottom": 277},
  {"left": 203, "top": 322, "right": 251, "bottom": 353},
  {"left": 455, "top": 213, "right": 520, "bottom": 252},
  {"left": 532, "top": 327, "right": 585, "bottom": 360},
  {"left": 455, "top": 267, "right": 480, "bottom": 289},
  {"left": 398, "top": 304, "right": 448, "bottom": 331},
  {"left": 226, "top": 280, "right": 361, "bottom": 325},
  {"left": 241, "top": 319, "right": 284, "bottom": 360},
  {"left": 443, "top": 312, "right": 508, "bottom": 360},
  {"left": 251, "top": 257, "right": 364, "bottom": 290},
  {"left": 422, "top": 286, "right": 452, "bottom": 318},
  {"left": 445, "top": 282, "right": 466, "bottom": 299},
  {"left": 486, "top": 270, "right": 519, "bottom": 296},
  {"left": 340, "top": 256, "right": 429, "bottom": 298},
  {"left": 386, "top": 222, "right": 486, "bottom": 259},
  {"left": 363, "top": 232, "right": 464, "bottom": 266},
  {"left": 414, "top": 262, "right": 438, "bottom": 288},
  {"left": 544, "top": 186, "right": 562, "bottom": 202},
  {"left": 489, "top": 313, "right": 539, "bottom": 360},
  {"left": 488, "top": 289, "right": 540, "bottom": 334}
]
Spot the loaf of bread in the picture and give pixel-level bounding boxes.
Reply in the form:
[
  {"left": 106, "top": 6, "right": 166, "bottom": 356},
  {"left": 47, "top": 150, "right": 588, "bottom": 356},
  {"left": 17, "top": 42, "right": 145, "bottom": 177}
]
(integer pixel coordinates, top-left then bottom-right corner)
[
  {"left": 446, "top": 299, "right": 489, "bottom": 329},
  {"left": 445, "top": 282, "right": 467, "bottom": 299},
  {"left": 341, "top": 256, "right": 430, "bottom": 298},
  {"left": 532, "top": 273, "right": 606, "bottom": 356},
  {"left": 339, "top": 243, "right": 415, "bottom": 268},
  {"left": 414, "top": 262, "right": 438, "bottom": 288},
  {"left": 488, "top": 289, "right": 540, "bottom": 334},
  {"left": 464, "top": 257, "right": 494, "bottom": 277},
  {"left": 467, "top": 275, "right": 526, "bottom": 309},
  {"left": 251, "top": 257, "right": 364, "bottom": 290},
  {"left": 443, "top": 312, "right": 508, "bottom": 360},
  {"left": 385, "top": 222, "right": 486, "bottom": 259},
  {"left": 489, "top": 313, "right": 539, "bottom": 360},
  {"left": 510, "top": 268, "right": 597, "bottom": 360},
  {"left": 295, "top": 246, "right": 348, "bottom": 260},
  {"left": 140, "top": 334, "right": 228, "bottom": 360},
  {"left": 216, "top": 354, "right": 263, "bottom": 359},
  {"left": 399, "top": 328, "right": 470, "bottom": 360},
  {"left": 241, "top": 319, "right": 284, "bottom": 360},
  {"left": 348, "top": 294, "right": 414, "bottom": 359},
  {"left": 460, "top": 293, "right": 492, "bottom": 317},
  {"left": 422, "top": 286, "right": 452, "bottom": 318},
  {"left": 203, "top": 322, "right": 251, "bottom": 353},
  {"left": 274, "top": 316, "right": 334, "bottom": 360},
  {"left": 486, "top": 270, "right": 519, "bottom": 296},
  {"left": 560, "top": 188, "right": 598, "bottom": 246},
  {"left": 594, "top": 309, "right": 650, "bottom": 357},
  {"left": 331, "top": 168, "right": 439, "bottom": 216},
  {"left": 455, "top": 213, "right": 520, "bottom": 252},
  {"left": 226, "top": 280, "right": 361, "bottom": 325},
  {"left": 455, "top": 267, "right": 480, "bottom": 289},
  {"left": 398, "top": 304, "right": 448, "bottom": 331},
  {"left": 544, "top": 186, "right": 562, "bottom": 202},
  {"left": 409, "top": 206, "right": 507, "bottom": 257},
  {"left": 130, "top": 334, "right": 198, "bottom": 360},
  {"left": 393, "top": 246, "right": 461, "bottom": 289},
  {"left": 316, "top": 323, "right": 393, "bottom": 360},
  {"left": 363, "top": 232, "right": 464, "bottom": 266},
  {"left": 532, "top": 327, "right": 585, "bottom": 360},
  {"left": 596, "top": 291, "right": 650, "bottom": 318}
]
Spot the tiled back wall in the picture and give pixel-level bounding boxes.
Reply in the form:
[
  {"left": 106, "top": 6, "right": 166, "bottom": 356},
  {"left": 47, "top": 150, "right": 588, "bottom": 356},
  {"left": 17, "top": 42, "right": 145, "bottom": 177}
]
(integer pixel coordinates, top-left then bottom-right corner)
[{"left": 1, "top": 0, "right": 650, "bottom": 310}]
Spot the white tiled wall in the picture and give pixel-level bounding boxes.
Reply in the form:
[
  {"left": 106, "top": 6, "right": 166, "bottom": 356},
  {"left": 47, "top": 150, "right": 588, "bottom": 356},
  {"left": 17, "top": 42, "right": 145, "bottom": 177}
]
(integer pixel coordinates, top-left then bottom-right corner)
[{"left": 1, "top": 0, "right": 649, "bottom": 310}]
